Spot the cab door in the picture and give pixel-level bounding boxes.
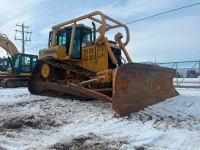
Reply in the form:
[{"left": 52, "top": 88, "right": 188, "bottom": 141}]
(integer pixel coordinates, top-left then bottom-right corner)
[
  {"left": 71, "top": 29, "right": 81, "bottom": 59},
  {"left": 30, "top": 56, "right": 38, "bottom": 72},
  {"left": 19, "top": 55, "right": 38, "bottom": 74},
  {"left": 20, "top": 55, "right": 31, "bottom": 73}
]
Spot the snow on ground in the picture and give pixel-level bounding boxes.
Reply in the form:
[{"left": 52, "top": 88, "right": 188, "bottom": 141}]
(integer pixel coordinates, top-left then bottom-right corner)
[
  {"left": 0, "top": 87, "right": 200, "bottom": 150},
  {"left": 173, "top": 77, "right": 200, "bottom": 81},
  {"left": 173, "top": 77, "right": 200, "bottom": 86}
]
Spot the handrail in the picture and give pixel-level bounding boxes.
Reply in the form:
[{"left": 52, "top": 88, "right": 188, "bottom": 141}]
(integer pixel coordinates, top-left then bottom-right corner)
[{"left": 51, "top": 11, "right": 130, "bottom": 47}]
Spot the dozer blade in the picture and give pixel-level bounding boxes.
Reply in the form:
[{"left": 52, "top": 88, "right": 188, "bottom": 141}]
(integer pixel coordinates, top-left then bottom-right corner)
[{"left": 112, "top": 63, "right": 179, "bottom": 117}]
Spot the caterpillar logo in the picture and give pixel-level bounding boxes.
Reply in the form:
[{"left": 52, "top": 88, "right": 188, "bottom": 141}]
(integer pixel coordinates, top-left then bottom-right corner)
[{"left": 39, "top": 50, "right": 57, "bottom": 55}]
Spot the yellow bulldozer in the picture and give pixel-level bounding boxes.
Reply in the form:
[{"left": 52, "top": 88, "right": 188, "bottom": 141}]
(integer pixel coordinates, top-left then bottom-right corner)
[
  {"left": 28, "top": 11, "right": 179, "bottom": 116},
  {"left": 0, "top": 33, "right": 38, "bottom": 88}
]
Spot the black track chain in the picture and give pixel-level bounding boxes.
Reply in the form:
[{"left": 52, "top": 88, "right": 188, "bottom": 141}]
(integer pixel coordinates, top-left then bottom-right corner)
[
  {"left": 28, "top": 58, "right": 97, "bottom": 100},
  {"left": 42, "top": 58, "right": 97, "bottom": 79}
]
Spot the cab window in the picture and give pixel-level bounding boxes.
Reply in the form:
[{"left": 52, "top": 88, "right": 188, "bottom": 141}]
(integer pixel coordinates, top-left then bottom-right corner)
[
  {"left": 83, "top": 29, "right": 91, "bottom": 41},
  {"left": 57, "top": 31, "right": 67, "bottom": 45},
  {"left": 14, "top": 56, "right": 20, "bottom": 68},
  {"left": 32, "top": 56, "right": 37, "bottom": 69},
  {"left": 21, "top": 56, "right": 30, "bottom": 65},
  {"left": 48, "top": 31, "right": 52, "bottom": 45},
  {"left": 71, "top": 30, "right": 81, "bottom": 59},
  {"left": 21, "top": 56, "right": 31, "bottom": 73}
]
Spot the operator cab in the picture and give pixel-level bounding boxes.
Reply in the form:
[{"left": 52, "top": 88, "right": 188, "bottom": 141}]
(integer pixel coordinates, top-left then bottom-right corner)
[
  {"left": 48, "top": 25, "right": 92, "bottom": 59},
  {"left": 12, "top": 54, "right": 38, "bottom": 75},
  {"left": 48, "top": 24, "right": 121, "bottom": 68}
]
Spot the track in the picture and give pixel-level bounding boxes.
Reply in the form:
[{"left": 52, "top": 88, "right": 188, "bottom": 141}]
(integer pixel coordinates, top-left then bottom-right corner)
[
  {"left": 1, "top": 77, "right": 29, "bottom": 88},
  {"left": 28, "top": 57, "right": 97, "bottom": 100}
]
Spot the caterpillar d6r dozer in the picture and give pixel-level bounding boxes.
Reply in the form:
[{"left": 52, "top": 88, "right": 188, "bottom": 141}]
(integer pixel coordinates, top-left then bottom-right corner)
[{"left": 28, "top": 11, "right": 179, "bottom": 116}]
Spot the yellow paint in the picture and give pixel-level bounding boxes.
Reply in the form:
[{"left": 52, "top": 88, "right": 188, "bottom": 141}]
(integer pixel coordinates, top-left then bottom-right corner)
[
  {"left": 78, "top": 45, "right": 109, "bottom": 72},
  {"left": 68, "top": 23, "right": 76, "bottom": 59},
  {"left": 41, "top": 63, "right": 51, "bottom": 79},
  {"left": 39, "top": 45, "right": 67, "bottom": 60},
  {"left": 0, "top": 34, "right": 19, "bottom": 56},
  {"left": 38, "top": 41, "right": 120, "bottom": 74},
  {"left": 0, "top": 72, "right": 6, "bottom": 75},
  {"left": 6, "top": 67, "right": 13, "bottom": 77},
  {"left": 82, "top": 45, "right": 97, "bottom": 63},
  {"left": 37, "top": 11, "right": 128, "bottom": 77},
  {"left": 20, "top": 73, "right": 31, "bottom": 76}
]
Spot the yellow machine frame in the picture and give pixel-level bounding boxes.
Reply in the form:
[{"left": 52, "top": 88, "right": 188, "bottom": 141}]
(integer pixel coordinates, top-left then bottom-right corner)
[
  {"left": 39, "top": 11, "right": 132, "bottom": 73},
  {"left": 30, "top": 11, "right": 179, "bottom": 117}
]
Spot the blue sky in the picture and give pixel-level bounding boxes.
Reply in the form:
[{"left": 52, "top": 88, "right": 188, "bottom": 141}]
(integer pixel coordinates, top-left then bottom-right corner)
[{"left": 0, "top": 0, "right": 199, "bottom": 63}]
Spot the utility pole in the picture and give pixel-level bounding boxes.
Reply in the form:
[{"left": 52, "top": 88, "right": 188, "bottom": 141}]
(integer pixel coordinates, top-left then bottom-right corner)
[{"left": 15, "top": 23, "right": 31, "bottom": 54}]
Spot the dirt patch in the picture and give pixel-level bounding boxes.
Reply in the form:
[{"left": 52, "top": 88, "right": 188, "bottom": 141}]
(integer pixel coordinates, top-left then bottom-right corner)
[
  {"left": 135, "top": 146, "right": 146, "bottom": 150},
  {"left": 0, "top": 145, "right": 7, "bottom": 150},
  {"left": 0, "top": 115, "right": 60, "bottom": 131},
  {"left": 126, "top": 109, "right": 200, "bottom": 131},
  {"left": 51, "top": 133, "right": 128, "bottom": 150}
]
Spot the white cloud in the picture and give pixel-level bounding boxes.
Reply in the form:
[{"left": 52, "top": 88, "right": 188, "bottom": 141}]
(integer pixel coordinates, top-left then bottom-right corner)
[
  {"left": 0, "top": 0, "right": 42, "bottom": 23},
  {"left": 89, "top": 0, "right": 177, "bottom": 20},
  {"left": 0, "top": 0, "right": 199, "bottom": 61},
  {"left": 40, "top": 27, "right": 51, "bottom": 37}
]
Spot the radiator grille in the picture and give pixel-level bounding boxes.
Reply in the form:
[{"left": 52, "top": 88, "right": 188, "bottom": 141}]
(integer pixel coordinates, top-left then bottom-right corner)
[{"left": 82, "top": 46, "right": 96, "bottom": 63}]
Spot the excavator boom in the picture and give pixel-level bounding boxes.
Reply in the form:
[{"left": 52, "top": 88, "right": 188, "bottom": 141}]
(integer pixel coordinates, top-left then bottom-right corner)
[{"left": 0, "top": 34, "right": 19, "bottom": 56}]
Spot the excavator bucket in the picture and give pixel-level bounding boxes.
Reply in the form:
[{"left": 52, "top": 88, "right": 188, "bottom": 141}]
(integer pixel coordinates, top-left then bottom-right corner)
[{"left": 112, "top": 63, "right": 179, "bottom": 117}]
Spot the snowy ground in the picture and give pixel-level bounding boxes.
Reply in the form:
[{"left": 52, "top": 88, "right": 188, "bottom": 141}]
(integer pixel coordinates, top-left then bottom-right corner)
[
  {"left": 173, "top": 77, "right": 200, "bottom": 86},
  {"left": 0, "top": 87, "right": 200, "bottom": 150}
]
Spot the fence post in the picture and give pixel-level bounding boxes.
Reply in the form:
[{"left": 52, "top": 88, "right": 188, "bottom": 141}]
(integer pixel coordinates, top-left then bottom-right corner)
[
  {"left": 176, "top": 62, "right": 178, "bottom": 85},
  {"left": 199, "top": 61, "right": 200, "bottom": 86}
]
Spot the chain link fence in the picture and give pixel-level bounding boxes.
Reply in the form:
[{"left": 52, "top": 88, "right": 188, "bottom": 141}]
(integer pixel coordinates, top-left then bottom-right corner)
[{"left": 157, "top": 61, "right": 200, "bottom": 88}]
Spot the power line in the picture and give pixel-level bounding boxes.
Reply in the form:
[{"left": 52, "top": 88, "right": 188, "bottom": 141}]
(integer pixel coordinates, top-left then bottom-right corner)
[
  {"left": 126, "top": 2, "right": 200, "bottom": 24},
  {"left": 18, "top": 0, "right": 83, "bottom": 43},
  {"left": 108, "top": 0, "right": 155, "bottom": 16},
  {"left": 15, "top": 23, "right": 32, "bottom": 54},
  {"left": 28, "top": 2, "right": 200, "bottom": 50}
]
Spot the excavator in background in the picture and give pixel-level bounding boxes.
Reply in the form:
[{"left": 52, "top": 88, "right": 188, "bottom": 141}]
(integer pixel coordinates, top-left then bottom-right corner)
[
  {"left": 0, "top": 33, "right": 38, "bottom": 88},
  {"left": 28, "top": 11, "right": 179, "bottom": 117}
]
